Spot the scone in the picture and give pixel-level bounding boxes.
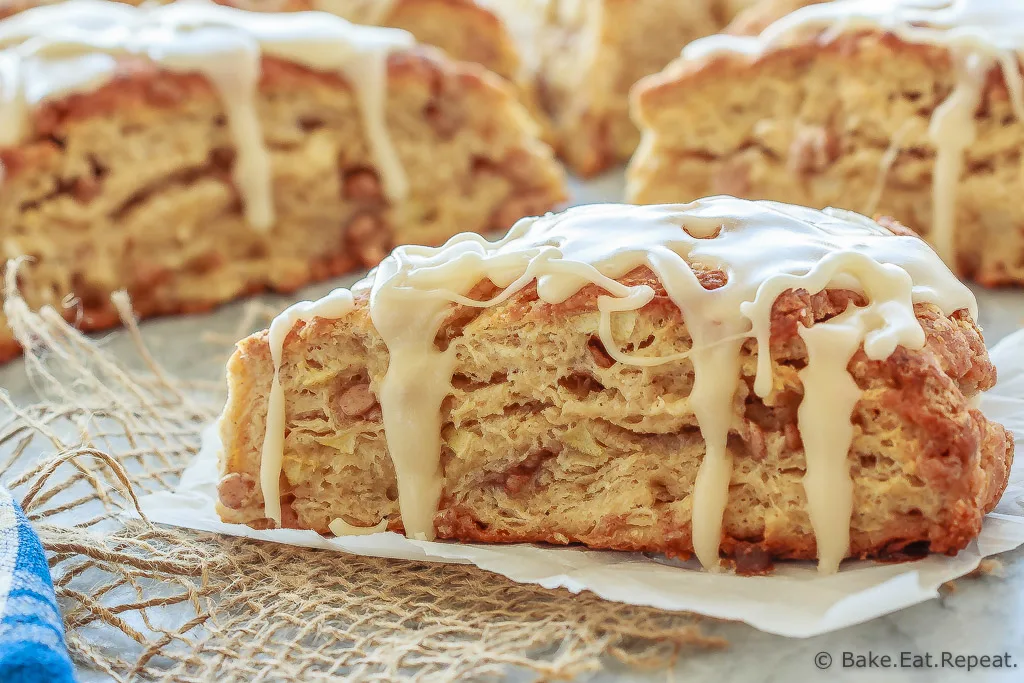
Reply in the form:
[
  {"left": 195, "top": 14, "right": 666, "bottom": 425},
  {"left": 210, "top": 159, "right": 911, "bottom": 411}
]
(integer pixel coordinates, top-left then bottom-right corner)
[
  {"left": 628, "top": 0, "right": 1024, "bottom": 285},
  {"left": 481, "top": 0, "right": 761, "bottom": 177},
  {"left": 0, "top": 0, "right": 566, "bottom": 361},
  {"left": 0, "top": 0, "right": 522, "bottom": 82},
  {"left": 217, "top": 198, "right": 1012, "bottom": 574}
]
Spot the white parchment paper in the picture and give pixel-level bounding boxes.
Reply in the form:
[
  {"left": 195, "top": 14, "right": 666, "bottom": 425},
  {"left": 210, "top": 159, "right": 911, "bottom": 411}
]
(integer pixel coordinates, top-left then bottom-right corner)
[{"left": 137, "top": 327, "right": 1024, "bottom": 639}]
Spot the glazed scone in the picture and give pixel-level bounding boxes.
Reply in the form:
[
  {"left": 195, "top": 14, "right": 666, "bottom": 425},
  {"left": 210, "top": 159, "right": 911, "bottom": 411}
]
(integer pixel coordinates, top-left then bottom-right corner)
[
  {"left": 0, "top": 0, "right": 566, "bottom": 361},
  {"left": 0, "top": 0, "right": 522, "bottom": 82},
  {"left": 481, "top": 0, "right": 760, "bottom": 177},
  {"left": 217, "top": 198, "right": 1012, "bottom": 574},
  {"left": 628, "top": 0, "right": 1024, "bottom": 285}
]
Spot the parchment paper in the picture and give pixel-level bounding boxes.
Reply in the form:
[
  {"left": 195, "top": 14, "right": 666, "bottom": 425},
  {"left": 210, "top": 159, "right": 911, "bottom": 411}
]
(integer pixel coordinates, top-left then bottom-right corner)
[{"left": 136, "top": 320, "right": 1024, "bottom": 640}]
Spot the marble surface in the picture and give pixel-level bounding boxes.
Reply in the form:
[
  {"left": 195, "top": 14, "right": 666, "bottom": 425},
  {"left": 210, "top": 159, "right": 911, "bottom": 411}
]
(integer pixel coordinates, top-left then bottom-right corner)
[
  {"left": 2, "top": 173, "right": 1023, "bottom": 681},
  {"left": 651, "top": 550, "right": 1024, "bottom": 683}
]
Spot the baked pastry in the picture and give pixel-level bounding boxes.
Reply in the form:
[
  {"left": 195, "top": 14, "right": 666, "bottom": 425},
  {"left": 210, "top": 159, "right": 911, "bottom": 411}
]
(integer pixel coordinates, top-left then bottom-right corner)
[
  {"left": 217, "top": 197, "right": 1012, "bottom": 574},
  {"left": 480, "top": 0, "right": 761, "bottom": 177},
  {"left": 628, "top": 0, "right": 1024, "bottom": 285},
  {"left": 0, "top": 0, "right": 522, "bottom": 83},
  {"left": 0, "top": 0, "right": 565, "bottom": 361}
]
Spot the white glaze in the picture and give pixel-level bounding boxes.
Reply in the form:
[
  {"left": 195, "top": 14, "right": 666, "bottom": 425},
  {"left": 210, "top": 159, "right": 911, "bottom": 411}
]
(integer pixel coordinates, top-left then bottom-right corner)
[
  {"left": 796, "top": 309, "right": 865, "bottom": 574},
  {"left": 260, "top": 288, "right": 355, "bottom": 524},
  {"left": 257, "top": 197, "right": 977, "bottom": 573},
  {"left": 681, "top": 0, "right": 1024, "bottom": 269},
  {"left": 0, "top": 0, "right": 414, "bottom": 229}
]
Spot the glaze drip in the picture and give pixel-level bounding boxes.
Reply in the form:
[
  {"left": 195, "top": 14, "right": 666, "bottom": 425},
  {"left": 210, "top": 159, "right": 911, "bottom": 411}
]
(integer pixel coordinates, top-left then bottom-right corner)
[
  {"left": 0, "top": 0, "right": 414, "bottom": 229},
  {"left": 681, "top": 0, "right": 1024, "bottom": 269},
  {"left": 258, "top": 197, "right": 977, "bottom": 573}
]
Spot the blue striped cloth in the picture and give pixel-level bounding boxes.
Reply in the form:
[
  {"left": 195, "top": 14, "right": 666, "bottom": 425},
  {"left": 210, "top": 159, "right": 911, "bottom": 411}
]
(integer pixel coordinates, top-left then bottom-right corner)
[{"left": 0, "top": 486, "right": 74, "bottom": 683}]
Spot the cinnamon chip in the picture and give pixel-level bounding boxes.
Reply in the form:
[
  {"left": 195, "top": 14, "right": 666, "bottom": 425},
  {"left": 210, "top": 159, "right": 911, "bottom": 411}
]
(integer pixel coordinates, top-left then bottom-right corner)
[
  {"left": 217, "top": 473, "right": 255, "bottom": 510},
  {"left": 336, "top": 383, "right": 378, "bottom": 418}
]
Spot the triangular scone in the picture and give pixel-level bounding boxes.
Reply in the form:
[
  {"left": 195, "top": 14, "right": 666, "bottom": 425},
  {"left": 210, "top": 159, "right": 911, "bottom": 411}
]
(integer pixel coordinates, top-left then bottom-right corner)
[
  {"left": 217, "top": 198, "right": 1012, "bottom": 574},
  {"left": 0, "top": 0, "right": 565, "bottom": 361},
  {"left": 479, "top": 0, "right": 761, "bottom": 177},
  {"left": 0, "top": 0, "right": 524, "bottom": 84},
  {"left": 628, "top": 0, "right": 1024, "bottom": 285}
]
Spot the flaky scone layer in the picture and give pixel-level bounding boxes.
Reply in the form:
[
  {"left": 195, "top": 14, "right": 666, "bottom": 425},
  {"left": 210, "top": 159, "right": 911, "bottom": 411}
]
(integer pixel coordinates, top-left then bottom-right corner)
[
  {"left": 0, "top": 49, "right": 565, "bottom": 361},
  {"left": 218, "top": 261, "right": 1012, "bottom": 571},
  {"left": 628, "top": 28, "right": 1024, "bottom": 285}
]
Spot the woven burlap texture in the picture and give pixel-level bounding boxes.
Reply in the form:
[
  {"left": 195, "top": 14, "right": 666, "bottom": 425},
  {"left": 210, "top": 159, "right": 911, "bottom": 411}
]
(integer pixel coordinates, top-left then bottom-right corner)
[{"left": 0, "top": 281, "right": 724, "bottom": 682}]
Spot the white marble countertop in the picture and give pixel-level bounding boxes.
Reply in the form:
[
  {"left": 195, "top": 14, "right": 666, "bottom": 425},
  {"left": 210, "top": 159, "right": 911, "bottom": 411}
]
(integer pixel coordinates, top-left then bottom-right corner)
[{"left": 654, "top": 552, "right": 1024, "bottom": 683}]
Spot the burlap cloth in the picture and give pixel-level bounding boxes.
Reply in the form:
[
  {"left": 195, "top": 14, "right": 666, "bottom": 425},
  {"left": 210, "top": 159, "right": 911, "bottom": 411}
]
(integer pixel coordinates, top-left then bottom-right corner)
[{"left": 0, "top": 283, "right": 724, "bottom": 682}]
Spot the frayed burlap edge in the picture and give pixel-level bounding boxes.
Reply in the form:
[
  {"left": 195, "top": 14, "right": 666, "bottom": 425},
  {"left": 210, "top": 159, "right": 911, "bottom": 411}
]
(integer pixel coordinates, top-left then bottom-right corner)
[{"left": 0, "top": 278, "right": 725, "bottom": 682}]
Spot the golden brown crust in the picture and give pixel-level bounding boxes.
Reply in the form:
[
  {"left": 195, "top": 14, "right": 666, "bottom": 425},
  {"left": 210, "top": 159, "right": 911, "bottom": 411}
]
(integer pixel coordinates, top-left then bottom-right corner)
[{"left": 215, "top": 218, "right": 1013, "bottom": 568}]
